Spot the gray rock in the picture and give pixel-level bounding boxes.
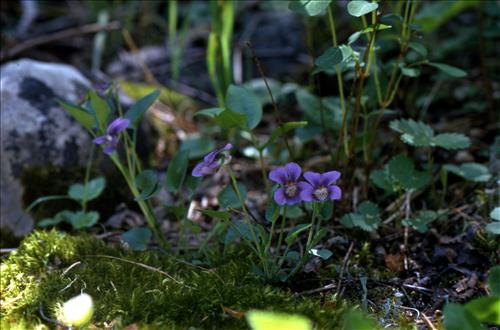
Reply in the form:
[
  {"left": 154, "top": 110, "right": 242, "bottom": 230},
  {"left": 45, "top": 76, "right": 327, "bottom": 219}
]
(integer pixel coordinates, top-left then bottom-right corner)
[{"left": 1, "top": 58, "right": 91, "bottom": 237}]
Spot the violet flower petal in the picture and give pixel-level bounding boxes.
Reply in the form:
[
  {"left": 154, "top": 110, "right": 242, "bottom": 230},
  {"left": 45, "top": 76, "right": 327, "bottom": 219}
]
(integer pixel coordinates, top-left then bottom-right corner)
[
  {"left": 274, "top": 187, "right": 287, "bottom": 205},
  {"left": 284, "top": 162, "right": 301, "bottom": 182},
  {"left": 107, "top": 118, "right": 130, "bottom": 135},
  {"left": 93, "top": 135, "right": 107, "bottom": 145},
  {"left": 269, "top": 167, "right": 287, "bottom": 185},
  {"left": 321, "top": 171, "right": 341, "bottom": 186},
  {"left": 328, "top": 185, "right": 342, "bottom": 200},
  {"left": 299, "top": 182, "right": 314, "bottom": 202},
  {"left": 304, "top": 171, "right": 321, "bottom": 186}
]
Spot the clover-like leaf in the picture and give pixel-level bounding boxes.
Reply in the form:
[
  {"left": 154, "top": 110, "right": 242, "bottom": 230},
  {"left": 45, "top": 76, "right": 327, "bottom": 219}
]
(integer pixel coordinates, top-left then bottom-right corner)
[
  {"left": 340, "top": 201, "right": 380, "bottom": 232},
  {"left": 402, "top": 210, "right": 442, "bottom": 233},
  {"left": 68, "top": 177, "right": 106, "bottom": 202},
  {"left": 288, "top": 0, "right": 332, "bottom": 16},
  {"left": 389, "top": 119, "right": 434, "bottom": 147},
  {"left": 347, "top": 0, "right": 378, "bottom": 17}
]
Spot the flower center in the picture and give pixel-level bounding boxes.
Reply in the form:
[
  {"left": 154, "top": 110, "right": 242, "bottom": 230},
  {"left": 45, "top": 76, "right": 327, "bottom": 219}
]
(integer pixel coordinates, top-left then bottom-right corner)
[
  {"left": 313, "top": 186, "right": 329, "bottom": 201},
  {"left": 285, "top": 182, "right": 298, "bottom": 197},
  {"left": 105, "top": 135, "right": 113, "bottom": 143}
]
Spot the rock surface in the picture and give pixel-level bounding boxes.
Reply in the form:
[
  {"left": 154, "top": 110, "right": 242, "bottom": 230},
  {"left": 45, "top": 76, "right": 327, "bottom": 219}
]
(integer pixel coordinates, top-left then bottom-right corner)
[{"left": 1, "top": 58, "right": 91, "bottom": 237}]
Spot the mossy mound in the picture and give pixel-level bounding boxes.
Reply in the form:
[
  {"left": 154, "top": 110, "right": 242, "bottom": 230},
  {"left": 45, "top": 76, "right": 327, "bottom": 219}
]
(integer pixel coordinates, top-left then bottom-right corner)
[{"left": 1, "top": 230, "right": 345, "bottom": 329}]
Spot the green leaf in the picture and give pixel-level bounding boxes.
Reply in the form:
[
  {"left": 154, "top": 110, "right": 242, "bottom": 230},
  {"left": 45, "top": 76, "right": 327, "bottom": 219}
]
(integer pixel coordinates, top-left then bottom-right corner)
[
  {"left": 288, "top": 0, "right": 332, "bottom": 16},
  {"left": 340, "top": 201, "right": 380, "bottom": 232},
  {"left": 432, "top": 133, "right": 471, "bottom": 150},
  {"left": 180, "top": 137, "right": 216, "bottom": 159},
  {"left": 488, "top": 265, "right": 500, "bottom": 296},
  {"left": 408, "top": 41, "right": 428, "bottom": 57},
  {"left": 318, "top": 201, "right": 333, "bottom": 221},
  {"left": 388, "top": 154, "right": 430, "bottom": 190},
  {"left": 402, "top": 210, "right": 440, "bottom": 233},
  {"left": 389, "top": 119, "right": 435, "bottom": 147},
  {"left": 309, "top": 248, "right": 332, "bottom": 260},
  {"left": 315, "top": 47, "right": 343, "bottom": 69},
  {"left": 135, "top": 170, "right": 160, "bottom": 201},
  {"left": 428, "top": 62, "right": 467, "bottom": 78},
  {"left": 218, "top": 183, "right": 247, "bottom": 209},
  {"left": 286, "top": 224, "right": 311, "bottom": 245},
  {"left": 68, "top": 177, "right": 106, "bottom": 202},
  {"left": 198, "top": 209, "right": 232, "bottom": 221},
  {"left": 400, "top": 66, "right": 421, "bottom": 77},
  {"left": 295, "top": 89, "right": 343, "bottom": 131},
  {"left": 485, "top": 222, "right": 500, "bottom": 235},
  {"left": 166, "top": 149, "right": 189, "bottom": 193},
  {"left": 226, "top": 85, "right": 262, "bottom": 129},
  {"left": 89, "top": 90, "right": 112, "bottom": 131},
  {"left": 343, "top": 309, "right": 376, "bottom": 330},
  {"left": 124, "top": 90, "right": 160, "bottom": 129},
  {"left": 58, "top": 100, "right": 96, "bottom": 133},
  {"left": 443, "top": 303, "right": 486, "bottom": 330},
  {"left": 121, "top": 227, "right": 152, "bottom": 251},
  {"left": 246, "top": 310, "right": 312, "bottom": 330},
  {"left": 443, "top": 163, "right": 492, "bottom": 182},
  {"left": 263, "top": 121, "right": 308, "bottom": 149},
  {"left": 38, "top": 211, "right": 70, "bottom": 227},
  {"left": 67, "top": 211, "right": 100, "bottom": 230},
  {"left": 370, "top": 169, "right": 395, "bottom": 193},
  {"left": 214, "top": 109, "right": 247, "bottom": 129},
  {"left": 465, "top": 297, "right": 500, "bottom": 324},
  {"left": 491, "top": 208, "right": 500, "bottom": 222},
  {"left": 193, "top": 107, "right": 224, "bottom": 118},
  {"left": 347, "top": 0, "right": 378, "bottom": 17}
]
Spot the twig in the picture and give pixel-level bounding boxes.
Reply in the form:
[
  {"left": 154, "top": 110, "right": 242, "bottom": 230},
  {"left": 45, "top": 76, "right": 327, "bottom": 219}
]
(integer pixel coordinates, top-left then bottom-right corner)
[
  {"left": 422, "top": 312, "right": 438, "bottom": 330},
  {"left": 1, "top": 21, "right": 121, "bottom": 61},
  {"left": 335, "top": 242, "right": 354, "bottom": 296},
  {"left": 294, "top": 282, "right": 336, "bottom": 297}
]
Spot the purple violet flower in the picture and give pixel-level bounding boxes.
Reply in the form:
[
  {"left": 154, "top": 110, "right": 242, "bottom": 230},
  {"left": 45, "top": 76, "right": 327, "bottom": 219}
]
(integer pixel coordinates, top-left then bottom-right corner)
[
  {"left": 269, "top": 162, "right": 309, "bottom": 206},
  {"left": 301, "top": 171, "right": 342, "bottom": 202},
  {"left": 192, "top": 143, "right": 233, "bottom": 177},
  {"left": 93, "top": 117, "right": 130, "bottom": 155}
]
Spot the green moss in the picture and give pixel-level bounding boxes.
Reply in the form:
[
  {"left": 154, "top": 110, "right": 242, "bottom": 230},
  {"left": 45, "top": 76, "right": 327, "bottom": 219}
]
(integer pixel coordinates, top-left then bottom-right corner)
[{"left": 1, "top": 230, "right": 345, "bottom": 329}]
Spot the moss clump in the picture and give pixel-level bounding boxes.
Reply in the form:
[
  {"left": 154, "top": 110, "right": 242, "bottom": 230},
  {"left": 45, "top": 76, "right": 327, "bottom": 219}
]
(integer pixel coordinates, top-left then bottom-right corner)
[{"left": 1, "top": 230, "right": 345, "bottom": 329}]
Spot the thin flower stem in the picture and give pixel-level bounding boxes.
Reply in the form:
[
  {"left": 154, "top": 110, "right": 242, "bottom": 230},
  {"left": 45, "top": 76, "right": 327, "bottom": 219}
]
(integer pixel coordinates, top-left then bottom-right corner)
[
  {"left": 289, "top": 204, "right": 318, "bottom": 278},
  {"left": 274, "top": 205, "right": 287, "bottom": 259},
  {"left": 81, "top": 143, "right": 95, "bottom": 212},
  {"left": 250, "top": 132, "right": 270, "bottom": 192}
]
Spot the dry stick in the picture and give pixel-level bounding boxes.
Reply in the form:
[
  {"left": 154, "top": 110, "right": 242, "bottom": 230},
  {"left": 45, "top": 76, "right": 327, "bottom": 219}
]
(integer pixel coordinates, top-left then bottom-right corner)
[
  {"left": 422, "top": 312, "right": 438, "bottom": 330},
  {"left": 1, "top": 21, "right": 121, "bottom": 61},
  {"left": 246, "top": 41, "right": 294, "bottom": 160},
  {"left": 335, "top": 241, "right": 354, "bottom": 297}
]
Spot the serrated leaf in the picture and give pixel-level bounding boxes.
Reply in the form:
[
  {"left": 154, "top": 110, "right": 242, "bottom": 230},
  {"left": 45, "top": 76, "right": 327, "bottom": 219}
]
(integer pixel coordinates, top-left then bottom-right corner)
[
  {"left": 428, "top": 62, "right": 467, "bottom": 78},
  {"left": 432, "top": 133, "right": 471, "bottom": 150},
  {"left": 443, "top": 163, "right": 491, "bottom": 182},
  {"left": 68, "top": 177, "right": 106, "bottom": 202},
  {"left": 246, "top": 310, "right": 312, "bottom": 330},
  {"left": 347, "top": 0, "right": 379, "bottom": 17},
  {"left": 135, "top": 170, "right": 160, "bottom": 201},
  {"left": 389, "top": 119, "right": 435, "bottom": 147},
  {"left": 464, "top": 297, "right": 500, "bottom": 324},
  {"left": 218, "top": 183, "right": 247, "bottom": 209},
  {"left": 166, "top": 149, "right": 189, "bottom": 193},
  {"left": 288, "top": 0, "right": 332, "bottom": 16},
  {"left": 388, "top": 154, "right": 430, "bottom": 190},
  {"left": 124, "top": 90, "right": 160, "bottom": 129},
  {"left": 226, "top": 85, "right": 262, "bottom": 129},
  {"left": 370, "top": 169, "right": 396, "bottom": 193},
  {"left": 402, "top": 210, "right": 439, "bottom": 233},
  {"left": 121, "top": 227, "right": 152, "bottom": 251}
]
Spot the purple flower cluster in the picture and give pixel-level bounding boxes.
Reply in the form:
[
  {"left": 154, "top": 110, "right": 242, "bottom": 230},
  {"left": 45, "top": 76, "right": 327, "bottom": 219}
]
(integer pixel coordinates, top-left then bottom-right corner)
[
  {"left": 269, "top": 162, "right": 341, "bottom": 206},
  {"left": 93, "top": 117, "right": 129, "bottom": 155},
  {"left": 192, "top": 143, "right": 233, "bottom": 177}
]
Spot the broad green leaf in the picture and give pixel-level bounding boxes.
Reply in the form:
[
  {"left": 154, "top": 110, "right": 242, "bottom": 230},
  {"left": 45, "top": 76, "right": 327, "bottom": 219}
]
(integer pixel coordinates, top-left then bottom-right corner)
[
  {"left": 370, "top": 169, "right": 395, "bottom": 193},
  {"left": 443, "top": 303, "right": 486, "bottom": 330},
  {"left": 265, "top": 197, "right": 280, "bottom": 222},
  {"left": 432, "top": 133, "right": 471, "bottom": 150},
  {"left": 400, "top": 66, "right": 421, "bottom": 77},
  {"left": 59, "top": 100, "right": 95, "bottom": 133},
  {"left": 164, "top": 205, "right": 186, "bottom": 220},
  {"left": 218, "top": 182, "right": 247, "bottom": 209},
  {"left": 443, "top": 163, "right": 491, "bottom": 182},
  {"left": 121, "top": 227, "right": 152, "bottom": 251},
  {"left": 226, "top": 85, "right": 262, "bottom": 129},
  {"left": 465, "top": 297, "right": 500, "bottom": 324},
  {"left": 488, "top": 265, "right": 500, "bottom": 296},
  {"left": 388, "top": 154, "right": 430, "bottom": 190},
  {"left": 135, "top": 170, "right": 160, "bottom": 201},
  {"left": 198, "top": 209, "right": 232, "bottom": 221},
  {"left": 389, "top": 119, "right": 434, "bottom": 147},
  {"left": 180, "top": 137, "right": 216, "bottom": 159},
  {"left": 67, "top": 211, "right": 99, "bottom": 230},
  {"left": 318, "top": 201, "right": 333, "bottom": 220},
  {"left": 286, "top": 224, "right": 311, "bottom": 245},
  {"left": 340, "top": 201, "right": 380, "bottom": 232},
  {"left": 295, "top": 89, "right": 343, "bottom": 131},
  {"left": 246, "top": 310, "right": 312, "bottom": 330},
  {"left": 315, "top": 47, "right": 343, "bottom": 70},
  {"left": 347, "top": 0, "right": 378, "bottom": 17},
  {"left": 124, "top": 90, "right": 160, "bottom": 129},
  {"left": 428, "top": 62, "right": 467, "bottom": 78},
  {"left": 193, "top": 107, "right": 224, "bottom": 118},
  {"left": 288, "top": 0, "right": 332, "bottom": 16},
  {"left": 402, "top": 210, "right": 440, "bottom": 233},
  {"left": 485, "top": 222, "right": 500, "bottom": 235},
  {"left": 68, "top": 177, "right": 106, "bottom": 202},
  {"left": 491, "top": 208, "right": 500, "bottom": 222},
  {"left": 263, "top": 121, "right": 308, "bottom": 149},
  {"left": 214, "top": 109, "right": 247, "bottom": 129},
  {"left": 38, "top": 211, "right": 70, "bottom": 227},
  {"left": 309, "top": 248, "right": 332, "bottom": 260},
  {"left": 166, "top": 149, "right": 189, "bottom": 193},
  {"left": 89, "top": 90, "right": 112, "bottom": 131},
  {"left": 343, "top": 309, "right": 376, "bottom": 330},
  {"left": 408, "top": 41, "right": 428, "bottom": 57}
]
